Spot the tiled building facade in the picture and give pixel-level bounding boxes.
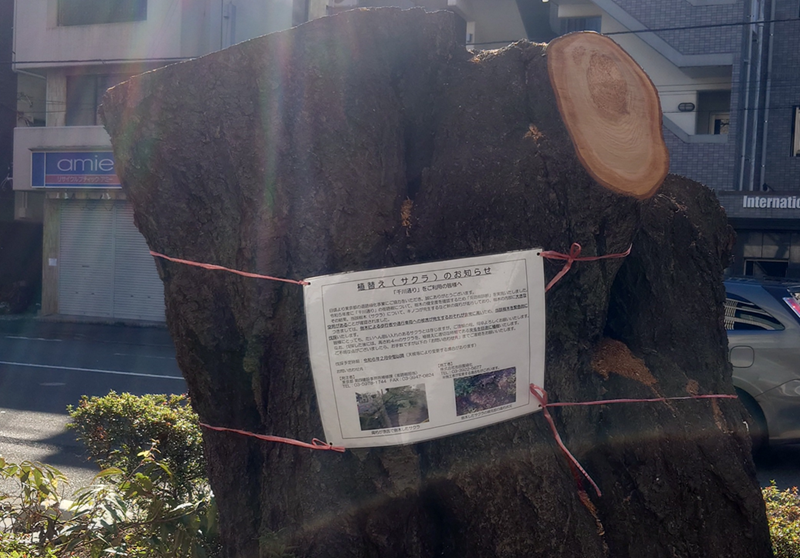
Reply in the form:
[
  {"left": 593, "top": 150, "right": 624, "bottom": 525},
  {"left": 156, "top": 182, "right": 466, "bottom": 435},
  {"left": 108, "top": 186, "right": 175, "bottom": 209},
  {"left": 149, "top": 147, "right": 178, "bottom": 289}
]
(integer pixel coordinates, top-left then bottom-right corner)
[
  {"left": 615, "top": 0, "right": 742, "bottom": 55},
  {"left": 761, "top": 3, "right": 800, "bottom": 192},
  {"left": 548, "top": 0, "right": 800, "bottom": 277}
]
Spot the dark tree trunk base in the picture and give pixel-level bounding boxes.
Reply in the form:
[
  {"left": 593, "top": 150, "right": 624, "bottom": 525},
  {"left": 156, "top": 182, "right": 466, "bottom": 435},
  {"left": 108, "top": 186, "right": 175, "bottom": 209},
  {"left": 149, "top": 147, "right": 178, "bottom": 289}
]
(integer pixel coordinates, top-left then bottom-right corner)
[{"left": 101, "top": 8, "right": 772, "bottom": 558}]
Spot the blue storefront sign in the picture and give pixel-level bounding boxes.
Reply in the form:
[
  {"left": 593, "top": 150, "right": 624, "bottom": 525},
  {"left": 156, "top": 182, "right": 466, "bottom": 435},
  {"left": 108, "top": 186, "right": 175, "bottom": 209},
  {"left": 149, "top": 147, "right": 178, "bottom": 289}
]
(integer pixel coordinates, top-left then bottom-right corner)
[{"left": 31, "top": 151, "right": 121, "bottom": 188}]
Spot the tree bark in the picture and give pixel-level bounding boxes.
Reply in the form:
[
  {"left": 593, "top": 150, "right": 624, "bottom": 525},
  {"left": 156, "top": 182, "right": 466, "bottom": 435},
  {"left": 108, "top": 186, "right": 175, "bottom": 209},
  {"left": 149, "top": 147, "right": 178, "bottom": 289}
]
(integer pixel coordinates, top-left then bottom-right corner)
[{"left": 101, "top": 8, "right": 772, "bottom": 558}]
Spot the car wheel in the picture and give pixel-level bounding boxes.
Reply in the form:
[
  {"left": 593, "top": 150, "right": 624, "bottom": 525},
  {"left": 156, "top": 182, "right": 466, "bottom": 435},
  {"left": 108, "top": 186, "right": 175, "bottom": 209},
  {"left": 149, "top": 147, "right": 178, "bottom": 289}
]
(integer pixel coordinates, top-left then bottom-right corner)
[{"left": 736, "top": 388, "right": 768, "bottom": 455}]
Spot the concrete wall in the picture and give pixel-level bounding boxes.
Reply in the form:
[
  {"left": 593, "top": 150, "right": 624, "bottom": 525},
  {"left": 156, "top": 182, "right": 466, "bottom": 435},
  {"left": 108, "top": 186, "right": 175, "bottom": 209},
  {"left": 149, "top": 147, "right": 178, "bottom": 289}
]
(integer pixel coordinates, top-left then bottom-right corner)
[
  {"left": 13, "top": 0, "right": 185, "bottom": 69},
  {"left": 468, "top": 0, "right": 527, "bottom": 48},
  {"left": 179, "top": 0, "right": 220, "bottom": 56},
  {"left": 235, "top": 0, "right": 294, "bottom": 43},
  {"left": 176, "top": 0, "right": 294, "bottom": 56},
  {"left": 40, "top": 196, "right": 59, "bottom": 314}
]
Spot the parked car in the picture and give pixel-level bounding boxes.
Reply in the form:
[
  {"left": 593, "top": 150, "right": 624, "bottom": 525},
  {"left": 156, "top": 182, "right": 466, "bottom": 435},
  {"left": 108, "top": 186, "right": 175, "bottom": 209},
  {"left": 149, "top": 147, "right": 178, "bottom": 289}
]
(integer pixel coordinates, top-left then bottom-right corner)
[{"left": 725, "top": 277, "right": 800, "bottom": 451}]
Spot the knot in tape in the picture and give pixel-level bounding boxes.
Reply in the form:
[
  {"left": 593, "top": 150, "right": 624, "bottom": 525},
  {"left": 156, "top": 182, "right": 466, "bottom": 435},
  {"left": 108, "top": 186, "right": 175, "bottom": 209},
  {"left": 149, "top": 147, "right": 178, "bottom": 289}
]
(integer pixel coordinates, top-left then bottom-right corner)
[
  {"left": 540, "top": 242, "right": 582, "bottom": 262},
  {"left": 529, "top": 383, "right": 549, "bottom": 407},
  {"left": 540, "top": 243, "right": 631, "bottom": 292}
]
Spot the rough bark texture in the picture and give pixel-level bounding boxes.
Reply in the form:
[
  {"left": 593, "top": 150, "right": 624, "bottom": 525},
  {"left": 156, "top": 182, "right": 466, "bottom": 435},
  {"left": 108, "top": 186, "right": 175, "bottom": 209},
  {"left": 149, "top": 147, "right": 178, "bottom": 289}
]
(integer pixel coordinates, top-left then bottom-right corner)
[{"left": 101, "top": 8, "right": 772, "bottom": 558}]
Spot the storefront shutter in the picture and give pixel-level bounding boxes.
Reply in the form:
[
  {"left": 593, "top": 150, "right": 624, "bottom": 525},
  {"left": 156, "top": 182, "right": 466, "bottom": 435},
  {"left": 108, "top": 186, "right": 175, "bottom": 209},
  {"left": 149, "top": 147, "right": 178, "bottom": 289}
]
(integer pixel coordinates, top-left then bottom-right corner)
[
  {"left": 112, "top": 203, "right": 166, "bottom": 322},
  {"left": 57, "top": 200, "right": 165, "bottom": 322},
  {"left": 58, "top": 200, "right": 115, "bottom": 317}
]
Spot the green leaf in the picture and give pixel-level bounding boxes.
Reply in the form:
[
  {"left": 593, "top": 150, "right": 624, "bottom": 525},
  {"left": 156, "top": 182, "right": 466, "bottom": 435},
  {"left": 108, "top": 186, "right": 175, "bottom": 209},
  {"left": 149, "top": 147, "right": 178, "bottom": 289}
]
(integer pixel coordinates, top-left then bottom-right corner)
[
  {"left": 93, "top": 467, "right": 125, "bottom": 480},
  {"left": 31, "top": 467, "right": 44, "bottom": 489},
  {"left": 133, "top": 472, "right": 154, "bottom": 492}
]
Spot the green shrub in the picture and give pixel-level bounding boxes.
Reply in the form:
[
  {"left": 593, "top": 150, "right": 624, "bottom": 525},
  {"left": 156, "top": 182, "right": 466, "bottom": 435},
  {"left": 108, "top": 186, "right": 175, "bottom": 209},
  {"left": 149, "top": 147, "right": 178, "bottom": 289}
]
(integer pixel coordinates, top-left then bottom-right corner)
[
  {"left": 62, "top": 449, "right": 220, "bottom": 558},
  {"left": 67, "top": 391, "right": 205, "bottom": 498},
  {"left": 0, "top": 533, "right": 58, "bottom": 558},
  {"left": 0, "top": 454, "right": 220, "bottom": 558},
  {"left": 3, "top": 393, "right": 219, "bottom": 557},
  {"left": 0, "top": 457, "right": 69, "bottom": 555},
  {"left": 764, "top": 482, "right": 800, "bottom": 558}
]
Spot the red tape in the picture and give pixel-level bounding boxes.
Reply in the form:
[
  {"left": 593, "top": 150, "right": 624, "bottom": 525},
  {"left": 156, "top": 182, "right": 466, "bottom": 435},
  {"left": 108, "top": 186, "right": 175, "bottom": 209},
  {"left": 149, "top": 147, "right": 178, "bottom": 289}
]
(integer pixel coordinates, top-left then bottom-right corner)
[
  {"left": 540, "top": 243, "right": 631, "bottom": 292},
  {"left": 544, "top": 393, "right": 737, "bottom": 408},
  {"left": 154, "top": 247, "right": 735, "bottom": 490},
  {"left": 150, "top": 251, "right": 309, "bottom": 286},
  {"left": 151, "top": 243, "right": 629, "bottom": 291},
  {"left": 200, "top": 423, "right": 345, "bottom": 453},
  {"left": 529, "top": 384, "right": 738, "bottom": 498},
  {"left": 530, "top": 384, "right": 603, "bottom": 497}
]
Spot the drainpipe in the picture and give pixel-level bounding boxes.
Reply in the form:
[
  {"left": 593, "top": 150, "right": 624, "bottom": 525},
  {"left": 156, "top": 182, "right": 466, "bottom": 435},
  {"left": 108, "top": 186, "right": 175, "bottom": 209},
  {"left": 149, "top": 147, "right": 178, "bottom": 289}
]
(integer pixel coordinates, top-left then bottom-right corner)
[
  {"left": 758, "top": 0, "right": 776, "bottom": 190},
  {"left": 737, "top": 0, "right": 757, "bottom": 191},
  {"left": 748, "top": 0, "right": 765, "bottom": 191}
]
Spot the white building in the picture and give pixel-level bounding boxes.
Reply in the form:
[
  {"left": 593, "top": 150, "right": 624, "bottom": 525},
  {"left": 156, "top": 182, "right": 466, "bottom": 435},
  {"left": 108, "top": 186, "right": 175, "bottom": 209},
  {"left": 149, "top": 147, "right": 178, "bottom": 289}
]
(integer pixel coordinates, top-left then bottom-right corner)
[
  {"left": 12, "top": 0, "right": 309, "bottom": 321},
  {"left": 11, "top": 0, "right": 530, "bottom": 321}
]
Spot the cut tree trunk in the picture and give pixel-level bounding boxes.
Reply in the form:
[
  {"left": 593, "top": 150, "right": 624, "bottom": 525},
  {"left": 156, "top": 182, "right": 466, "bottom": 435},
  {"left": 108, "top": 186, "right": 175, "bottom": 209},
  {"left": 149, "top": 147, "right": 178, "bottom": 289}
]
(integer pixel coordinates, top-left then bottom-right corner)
[
  {"left": 546, "top": 32, "right": 669, "bottom": 199},
  {"left": 101, "top": 8, "right": 772, "bottom": 558}
]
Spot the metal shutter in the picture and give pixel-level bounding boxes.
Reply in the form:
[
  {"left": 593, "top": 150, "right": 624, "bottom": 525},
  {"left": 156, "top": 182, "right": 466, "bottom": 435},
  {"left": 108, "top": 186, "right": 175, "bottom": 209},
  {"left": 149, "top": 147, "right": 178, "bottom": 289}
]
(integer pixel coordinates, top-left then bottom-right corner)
[
  {"left": 59, "top": 201, "right": 115, "bottom": 317},
  {"left": 112, "top": 203, "right": 166, "bottom": 322}
]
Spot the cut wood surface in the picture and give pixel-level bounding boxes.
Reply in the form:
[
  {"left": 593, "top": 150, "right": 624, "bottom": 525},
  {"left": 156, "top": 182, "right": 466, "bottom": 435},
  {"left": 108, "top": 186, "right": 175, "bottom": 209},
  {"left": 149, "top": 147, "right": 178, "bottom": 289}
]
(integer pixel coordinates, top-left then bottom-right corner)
[
  {"left": 101, "top": 9, "right": 769, "bottom": 558},
  {"left": 547, "top": 32, "right": 669, "bottom": 199}
]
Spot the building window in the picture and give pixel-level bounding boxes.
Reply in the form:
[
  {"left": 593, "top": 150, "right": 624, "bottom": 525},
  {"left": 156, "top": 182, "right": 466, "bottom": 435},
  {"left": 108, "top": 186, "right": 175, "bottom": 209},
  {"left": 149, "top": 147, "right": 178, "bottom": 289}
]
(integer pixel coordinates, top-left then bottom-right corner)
[
  {"left": 696, "top": 90, "right": 731, "bottom": 135},
  {"left": 559, "top": 17, "right": 602, "bottom": 35},
  {"left": 16, "top": 75, "right": 47, "bottom": 128},
  {"left": 66, "top": 74, "right": 129, "bottom": 126},
  {"left": 709, "top": 112, "right": 730, "bottom": 135},
  {"left": 58, "top": 0, "right": 147, "bottom": 26},
  {"left": 792, "top": 106, "right": 800, "bottom": 156},
  {"left": 745, "top": 259, "right": 789, "bottom": 278}
]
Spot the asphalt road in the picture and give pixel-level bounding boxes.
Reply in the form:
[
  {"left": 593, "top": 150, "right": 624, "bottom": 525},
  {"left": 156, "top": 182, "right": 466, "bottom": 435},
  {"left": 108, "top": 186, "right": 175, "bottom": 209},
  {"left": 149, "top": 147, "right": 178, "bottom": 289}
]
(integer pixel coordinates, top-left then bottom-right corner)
[
  {"left": 0, "top": 317, "right": 185, "bottom": 493},
  {"left": 1, "top": 316, "right": 799, "bottom": 496}
]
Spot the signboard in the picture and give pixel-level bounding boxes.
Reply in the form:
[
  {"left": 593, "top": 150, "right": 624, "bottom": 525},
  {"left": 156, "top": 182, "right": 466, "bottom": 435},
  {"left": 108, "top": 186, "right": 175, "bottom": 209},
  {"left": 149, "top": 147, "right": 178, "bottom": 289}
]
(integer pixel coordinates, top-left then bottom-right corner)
[
  {"left": 741, "top": 195, "right": 800, "bottom": 210},
  {"left": 31, "top": 151, "right": 121, "bottom": 188},
  {"left": 716, "top": 192, "right": 800, "bottom": 220},
  {"left": 304, "top": 250, "right": 545, "bottom": 448}
]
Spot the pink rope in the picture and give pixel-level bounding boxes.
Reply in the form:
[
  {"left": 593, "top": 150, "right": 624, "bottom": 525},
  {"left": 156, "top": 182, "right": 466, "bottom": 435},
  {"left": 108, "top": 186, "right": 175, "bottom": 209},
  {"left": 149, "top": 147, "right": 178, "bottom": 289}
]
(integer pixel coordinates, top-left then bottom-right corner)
[
  {"left": 200, "top": 423, "right": 345, "bottom": 453},
  {"left": 152, "top": 246, "right": 735, "bottom": 486},
  {"left": 150, "top": 251, "right": 310, "bottom": 286},
  {"left": 545, "top": 393, "right": 737, "bottom": 407},
  {"left": 152, "top": 243, "right": 630, "bottom": 291},
  {"left": 530, "top": 384, "right": 603, "bottom": 497},
  {"left": 540, "top": 243, "right": 632, "bottom": 292},
  {"left": 529, "top": 384, "right": 738, "bottom": 498}
]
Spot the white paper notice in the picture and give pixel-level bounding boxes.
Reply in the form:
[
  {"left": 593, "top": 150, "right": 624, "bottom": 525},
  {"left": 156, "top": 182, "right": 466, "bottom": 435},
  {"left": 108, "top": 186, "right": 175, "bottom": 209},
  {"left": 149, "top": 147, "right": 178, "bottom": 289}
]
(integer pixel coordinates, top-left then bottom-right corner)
[{"left": 303, "top": 250, "right": 545, "bottom": 448}]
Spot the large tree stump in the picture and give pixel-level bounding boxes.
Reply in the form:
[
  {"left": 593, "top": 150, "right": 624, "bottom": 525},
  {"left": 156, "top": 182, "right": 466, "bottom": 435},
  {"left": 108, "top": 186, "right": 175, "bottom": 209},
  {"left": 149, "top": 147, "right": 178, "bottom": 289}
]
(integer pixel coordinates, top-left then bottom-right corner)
[{"left": 101, "top": 8, "right": 771, "bottom": 558}]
